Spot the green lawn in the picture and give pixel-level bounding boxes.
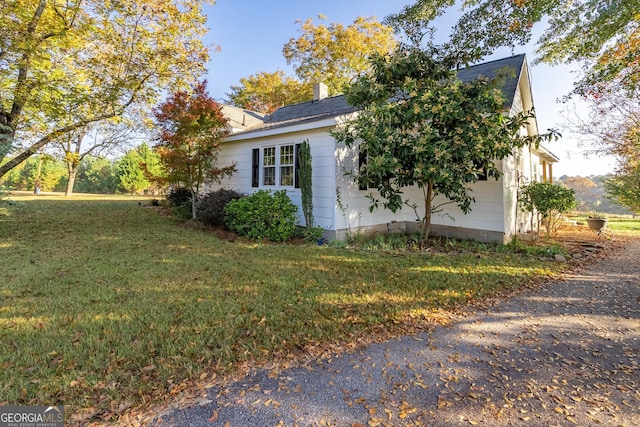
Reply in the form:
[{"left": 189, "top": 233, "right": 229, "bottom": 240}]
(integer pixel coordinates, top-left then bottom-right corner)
[
  {"left": 569, "top": 213, "right": 640, "bottom": 234},
  {"left": 1, "top": 195, "right": 563, "bottom": 424}
]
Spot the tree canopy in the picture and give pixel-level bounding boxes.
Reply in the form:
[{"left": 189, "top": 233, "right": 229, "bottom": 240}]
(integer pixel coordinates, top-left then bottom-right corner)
[
  {"left": 0, "top": 0, "right": 213, "bottom": 178},
  {"left": 226, "top": 71, "right": 313, "bottom": 114},
  {"left": 385, "top": 0, "right": 640, "bottom": 94},
  {"left": 332, "top": 46, "right": 558, "bottom": 237},
  {"left": 152, "top": 81, "right": 235, "bottom": 220},
  {"left": 115, "top": 142, "right": 163, "bottom": 195},
  {"left": 282, "top": 15, "right": 398, "bottom": 95},
  {"left": 605, "top": 166, "right": 640, "bottom": 216}
]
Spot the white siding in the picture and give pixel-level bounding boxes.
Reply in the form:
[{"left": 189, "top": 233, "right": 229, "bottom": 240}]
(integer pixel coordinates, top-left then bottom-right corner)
[
  {"left": 207, "top": 128, "right": 338, "bottom": 230},
  {"left": 210, "top": 58, "right": 556, "bottom": 243},
  {"left": 335, "top": 140, "right": 508, "bottom": 236}
]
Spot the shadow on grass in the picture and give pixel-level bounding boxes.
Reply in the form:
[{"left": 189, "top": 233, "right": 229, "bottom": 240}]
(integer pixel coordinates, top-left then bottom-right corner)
[{"left": 0, "top": 198, "right": 559, "bottom": 423}]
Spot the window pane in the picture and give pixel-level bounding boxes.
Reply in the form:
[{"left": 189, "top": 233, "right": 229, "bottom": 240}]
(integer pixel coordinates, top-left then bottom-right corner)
[
  {"left": 263, "top": 147, "right": 275, "bottom": 166},
  {"left": 263, "top": 166, "right": 275, "bottom": 186},
  {"left": 280, "top": 166, "right": 294, "bottom": 186},
  {"left": 280, "top": 145, "right": 294, "bottom": 166}
]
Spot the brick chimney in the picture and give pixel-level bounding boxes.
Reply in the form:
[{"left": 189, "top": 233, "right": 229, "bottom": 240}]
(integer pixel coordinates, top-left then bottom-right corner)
[{"left": 313, "top": 83, "right": 328, "bottom": 101}]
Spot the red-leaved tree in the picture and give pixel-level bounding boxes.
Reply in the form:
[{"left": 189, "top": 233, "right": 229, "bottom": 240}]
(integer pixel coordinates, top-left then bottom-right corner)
[{"left": 153, "top": 81, "right": 235, "bottom": 219}]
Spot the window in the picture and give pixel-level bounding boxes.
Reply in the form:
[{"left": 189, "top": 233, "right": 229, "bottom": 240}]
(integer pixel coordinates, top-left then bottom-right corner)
[
  {"left": 263, "top": 146, "right": 276, "bottom": 186},
  {"left": 280, "top": 145, "right": 294, "bottom": 186},
  {"left": 253, "top": 144, "right": 298, "bottom": 188},
  {"left": 473, "top": 159, "right": 488, "bottom": 181},
  {"left": 358, "top": 147, "right": 368, "bottom": 190}
]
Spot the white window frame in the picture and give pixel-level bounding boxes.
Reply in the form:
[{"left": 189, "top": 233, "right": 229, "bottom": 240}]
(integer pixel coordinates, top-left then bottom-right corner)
[
  {"left": 260, "top": 143, "right": 296, "bottom": 188},
  {"left": 262, "top": 146, "right": 276, "bottom": 186}
]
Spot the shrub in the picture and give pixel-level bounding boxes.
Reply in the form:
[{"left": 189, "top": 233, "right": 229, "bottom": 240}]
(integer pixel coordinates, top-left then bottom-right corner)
[
  {"left": 167, "top": 187, "right": 192, "bottom": 207},
  {"left": 224, "top": 190, "right": 298, "bottom": 242},
  {"left": 172, "top": 203, "right": 193, "bottom": 220},
  {"left": 197, "top": 188, "right": 245, "bottom": 227},
  {"left": 519, "top": 182, "right": 576, "bottom": 238},
  {"left": 299, "top": 225, "right": 324, "bottom": 243},
  {"left": 167, "top": 187, "right": 193, "bottom": 220}
]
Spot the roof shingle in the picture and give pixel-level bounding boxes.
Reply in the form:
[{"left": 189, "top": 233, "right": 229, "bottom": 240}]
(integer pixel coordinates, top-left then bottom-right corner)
[{"left": 232, "top": 54, "right": 526, "bottom": 135}]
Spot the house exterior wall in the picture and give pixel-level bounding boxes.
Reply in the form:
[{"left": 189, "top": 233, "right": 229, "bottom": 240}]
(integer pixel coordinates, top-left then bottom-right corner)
[
  {"left": 207, "top": 127, "right": 339, "bottom": 231},
  {"left": 210, "top": 57, "right": 556, "bottom": 244},
  {"left": 333, "top": 139, "right": 509, "bottom": 243}
]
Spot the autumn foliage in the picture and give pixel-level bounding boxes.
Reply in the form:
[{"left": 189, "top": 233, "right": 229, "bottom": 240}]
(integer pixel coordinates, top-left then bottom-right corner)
[{"left": 153, "top": 81, "right": 235, "bottom": 219}]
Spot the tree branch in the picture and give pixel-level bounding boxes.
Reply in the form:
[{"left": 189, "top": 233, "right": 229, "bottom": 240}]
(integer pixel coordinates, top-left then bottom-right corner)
[{"left": 0, "top": 112, "right": 117, "bottom": 177}]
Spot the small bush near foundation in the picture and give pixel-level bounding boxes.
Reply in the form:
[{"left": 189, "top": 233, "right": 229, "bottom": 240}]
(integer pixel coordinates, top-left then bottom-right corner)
[
  {"left": 224, "top": 190, "right": 298, "bottom": 242},
  {"left": 197, "top": 188, "right": 245, "bottom": 227},
  {"left": 167, "top": 187, "right": 192, "bottom": 207}
]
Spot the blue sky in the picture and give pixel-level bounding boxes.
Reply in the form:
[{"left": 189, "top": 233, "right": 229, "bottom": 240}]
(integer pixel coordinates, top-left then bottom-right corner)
[{"left": 202, "top": 0, "right": 616, "bottom": 177}]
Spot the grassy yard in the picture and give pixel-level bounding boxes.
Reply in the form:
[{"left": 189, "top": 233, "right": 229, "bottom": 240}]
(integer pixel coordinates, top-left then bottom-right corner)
[
  {"left": 568, "top": 212, "right": 640, "bottom": 235},
  {"left": 0, "top": 194, "right": 585, "bottom": 424}
]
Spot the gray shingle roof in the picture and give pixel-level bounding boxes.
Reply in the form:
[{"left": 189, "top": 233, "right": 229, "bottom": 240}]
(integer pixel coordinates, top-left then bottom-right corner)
[
  {"left": 261, "top": 95, "right": 358, "bottom": 130},
  {"left": 232, "top": 54, "right": 526, "bottom": 135},
  {"left": 457, "top": 53, "right": 525, "bottom": 108}
]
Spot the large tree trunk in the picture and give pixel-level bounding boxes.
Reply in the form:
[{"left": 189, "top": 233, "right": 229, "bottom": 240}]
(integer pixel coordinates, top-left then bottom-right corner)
[
  {"left": 0, "top": 116, "right": 15, "bottom": 164},
  {"left": 422, "top": 181, "right": 434, "bottom": 240},
  {"left": 190, "top": 188, "right": 198, "bottom": 220},
  {"left": 64, "top": 130, "right": 85, "bottom": 196},
  {"left": 65, "top": 166, "right": 78, "bottom": 196},
  {"left": 0, "top": 1, "right": 47, "bottom": 165}
]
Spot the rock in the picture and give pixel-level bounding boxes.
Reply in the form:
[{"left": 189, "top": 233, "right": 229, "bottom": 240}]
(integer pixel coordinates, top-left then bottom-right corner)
[
  {"left": 554, "top": 254, "right": 567, "bottom": 262},
  {"left": 572, "top": 252, "right": 584, "bottom": 259}
]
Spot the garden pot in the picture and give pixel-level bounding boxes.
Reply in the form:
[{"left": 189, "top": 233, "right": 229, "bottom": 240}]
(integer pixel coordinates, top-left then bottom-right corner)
[{"left": 586, "top": 217, "right": 608, "bottom": 232}]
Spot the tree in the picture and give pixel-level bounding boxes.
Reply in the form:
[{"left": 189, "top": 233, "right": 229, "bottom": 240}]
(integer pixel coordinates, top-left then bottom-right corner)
[
  {"left": 519, "top": 182, "right": 577, "bottom": 238},
  {"left": 227, "top": 71, "right": 313, "bottom": 114},
  {"left": 153, "top": 81, "right": 235, "bottom": 220},
  {"left": 1, "top": 154, "right": 66, "bottom": 192},
  {"left": 605, "top": 167, "right": 640, "bottom": 217},
  {"left": 298, "top": 140, "right": 313, "bottom": 228},
  {"left": 332, "top": 45, "right": 558, "bottom": 238},
  {"left": 563, "top": 75, "right": 639, "bottom": 171},
  {"left": 116, "top": 142, "right": 164, "bottom": 195},
  {"left": 385, "top": 0, "right": 640, "bottom": 93},
  {"left": 283, "top": 15, "right": 398, "bottom": 95},
  {"left": 54, "top": 123, "right": 133, "bottom": 195},
  {"left": 74, "top": 157, "right": 118, "bottom": 194},
  {"left": 116, "top": 144, "right": 154, "bottom": 195},
  {"left": 0, "top": 0, "right": 212, "bottom": 179}
]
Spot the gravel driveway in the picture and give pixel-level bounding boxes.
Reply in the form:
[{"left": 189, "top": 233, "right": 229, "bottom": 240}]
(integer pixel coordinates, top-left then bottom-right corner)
[{"left": 147, "top": 240, "right": 640, "bottom": 427}]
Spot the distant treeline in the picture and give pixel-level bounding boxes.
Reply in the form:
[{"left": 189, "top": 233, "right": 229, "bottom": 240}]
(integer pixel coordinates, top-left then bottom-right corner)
[
  {"left": 556, "top": 175, "right": 631, "bottom": 215},
  {"left": 0, "top": 143, "right": 163, "bottom": 195}
]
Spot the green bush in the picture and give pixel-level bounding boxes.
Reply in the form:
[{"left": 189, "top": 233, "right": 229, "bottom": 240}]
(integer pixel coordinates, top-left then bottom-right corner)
[
  {"left": 519, "top": 182, "right": 576, "bottom": 238},
  {"left": 224, "top": 190, "right": 298, "bottom": 242},
  {"left": 166, "top": 187, "right": 193, "bottom": 220},
  {"left": 167, "top": 187, "right": 192, "bottom": 207},
  {"left": 301, "top": 225, "right": 324, "bottom": 243},
  {"left": 197, "top": 188, "right": 245, "bottom": 227},
  {"left": 172, "top": 203, "right": 193, "bottom": 221}
]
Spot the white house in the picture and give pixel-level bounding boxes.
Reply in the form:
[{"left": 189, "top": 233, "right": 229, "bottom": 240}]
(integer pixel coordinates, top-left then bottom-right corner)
[{"left": 210, "top": 54, "right": 559, "bottom": 243}]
